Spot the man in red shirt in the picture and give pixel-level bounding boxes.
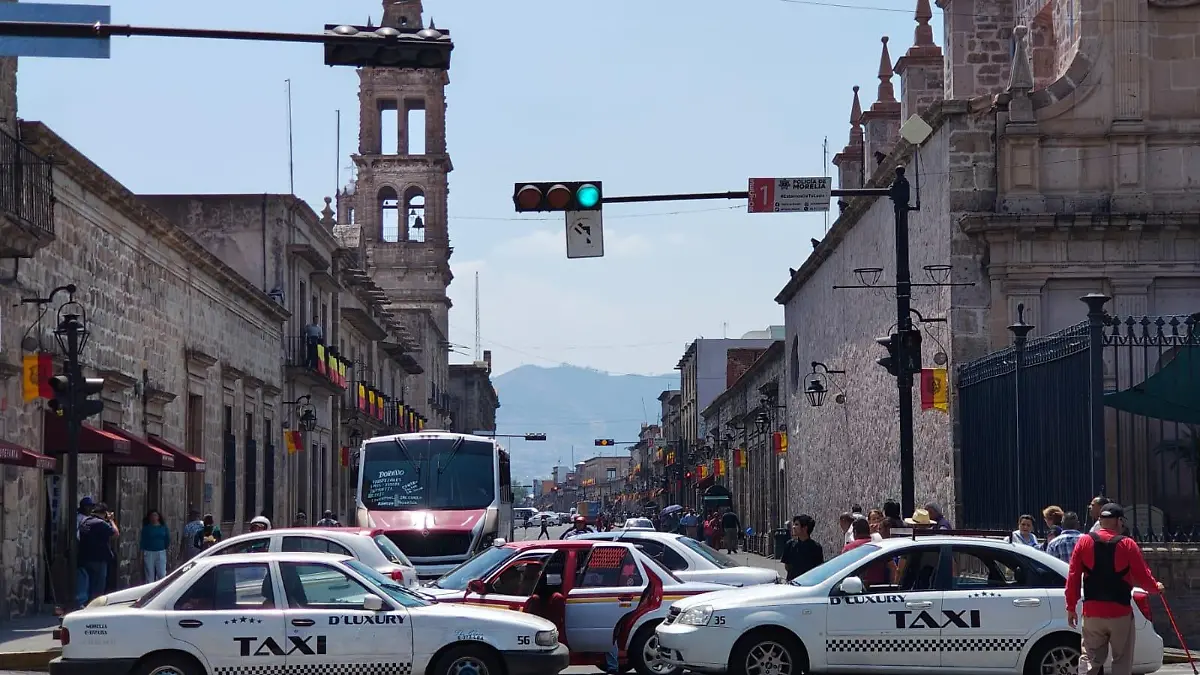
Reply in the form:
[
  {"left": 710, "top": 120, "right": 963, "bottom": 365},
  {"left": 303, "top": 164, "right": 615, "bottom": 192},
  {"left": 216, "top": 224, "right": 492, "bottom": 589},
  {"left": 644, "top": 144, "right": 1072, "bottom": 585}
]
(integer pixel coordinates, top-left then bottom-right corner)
[{"left": 1065, "top": 502, "right": 1164, "bottom": 675}]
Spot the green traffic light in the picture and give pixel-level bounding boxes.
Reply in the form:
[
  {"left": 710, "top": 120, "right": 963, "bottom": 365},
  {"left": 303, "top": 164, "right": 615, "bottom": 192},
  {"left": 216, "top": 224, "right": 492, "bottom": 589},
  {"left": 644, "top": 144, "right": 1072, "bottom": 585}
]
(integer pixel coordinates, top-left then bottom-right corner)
[{"left": 577, "top": 184, "right": 600, "bottom": 209}]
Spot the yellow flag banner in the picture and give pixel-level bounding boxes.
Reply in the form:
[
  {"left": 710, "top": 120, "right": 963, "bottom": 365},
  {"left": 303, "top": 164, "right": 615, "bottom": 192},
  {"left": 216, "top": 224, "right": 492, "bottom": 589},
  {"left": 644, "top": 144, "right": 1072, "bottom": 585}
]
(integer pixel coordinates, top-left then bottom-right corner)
[
  {"left": 921, "top": 368, "right": 950, "bottom": 412},
  {"left": 284, "top": 430, "right": 301, "bottom": 454}
]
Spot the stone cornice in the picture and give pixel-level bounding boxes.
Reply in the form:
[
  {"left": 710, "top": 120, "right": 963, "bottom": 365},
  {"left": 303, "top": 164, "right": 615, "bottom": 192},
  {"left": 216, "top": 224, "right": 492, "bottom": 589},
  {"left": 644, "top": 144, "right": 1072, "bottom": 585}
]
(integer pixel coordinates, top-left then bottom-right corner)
[
  {"left": 221, "top": 364, "right": 248, "bottom": 382},
  {"left": 95, "top": 368, "right": 138, "bottom": 390},
  {"left": 143, "top": 385, "right": 177, "bottom": 406},
  {"left": 19, "top": 122, "right": 291, "bottom": 325},
  {"left": 776, "top": 99, "right": 969, "bottom": 305},
  {"left": 243, "top": 375, "right": 266, "bottom": 391},
  {"left": 186, "top": 348, "right": 218, "bottom": 371},
  {"left": 960, "top": 211, "right": 1200, "bottom": 236},
  {"left": 263, "top": 384, "right": 282, "bottom": 398}
]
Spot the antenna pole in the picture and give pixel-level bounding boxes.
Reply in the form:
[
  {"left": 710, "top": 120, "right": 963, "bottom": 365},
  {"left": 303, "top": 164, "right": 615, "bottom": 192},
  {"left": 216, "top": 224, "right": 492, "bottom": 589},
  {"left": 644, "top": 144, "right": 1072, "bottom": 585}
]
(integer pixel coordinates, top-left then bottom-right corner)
[
  {"left": 475, "top": 271, "right": 482, "bottom": 361},
  {"left": 823, "top": 136, "right": 830, "bottom": 234},
  {"left": 286, "top": 79, "right": 295, "bottom": 195},
  {"left": 336, "top": 109, "right": 341, "bottom": 199}
]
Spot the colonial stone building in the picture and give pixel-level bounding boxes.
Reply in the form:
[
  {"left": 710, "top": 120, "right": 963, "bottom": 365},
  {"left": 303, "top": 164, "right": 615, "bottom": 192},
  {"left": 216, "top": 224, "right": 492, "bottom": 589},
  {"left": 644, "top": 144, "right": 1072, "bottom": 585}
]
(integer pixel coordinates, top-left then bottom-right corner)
[
  {"left": 777, "top": 0, "right": 1200, "bottom": 556},
  {"left": 336, "top": 0, "right": 454, "bottom": 429},
  {"left": 0, "top": 122, "right": 286, "bottom": 617},
  {"left": 446, "top": 354, "right": 500, "bottom": 434},
  {"left": 699, "top": 342, "right": 785, "bottom": 553},
  {"left": 140, "top": 195, "right": 423, "bottom": 524}
]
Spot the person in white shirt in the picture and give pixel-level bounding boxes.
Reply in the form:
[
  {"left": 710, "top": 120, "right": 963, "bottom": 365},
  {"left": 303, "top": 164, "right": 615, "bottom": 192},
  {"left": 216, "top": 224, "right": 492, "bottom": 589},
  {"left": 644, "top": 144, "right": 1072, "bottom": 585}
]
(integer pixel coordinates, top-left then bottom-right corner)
[
  {"left": 1087, "top": 495, "right": 1109, "bottom": 533},
  {"left": 1012, "top": 514, "right": 1038, "bottom": 546}
]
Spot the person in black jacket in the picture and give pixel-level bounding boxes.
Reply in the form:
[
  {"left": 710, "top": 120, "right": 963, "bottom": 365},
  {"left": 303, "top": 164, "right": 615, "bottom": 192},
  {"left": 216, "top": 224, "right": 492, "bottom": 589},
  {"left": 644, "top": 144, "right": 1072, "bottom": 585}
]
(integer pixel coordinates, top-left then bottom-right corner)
[{"left": 779, "top": 514, "right": 824, "bottom": 582}]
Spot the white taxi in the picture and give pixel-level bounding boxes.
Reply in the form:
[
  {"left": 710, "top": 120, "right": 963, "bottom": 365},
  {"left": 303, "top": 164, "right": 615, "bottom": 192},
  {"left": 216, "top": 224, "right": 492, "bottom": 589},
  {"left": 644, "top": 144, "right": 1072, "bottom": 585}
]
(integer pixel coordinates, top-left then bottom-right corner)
[
  {"left": 50, "top": 552, "right": 568, "bottom": 675},
  {"left": 656, "top": 534, "right": 1164, "bottom": 674}
]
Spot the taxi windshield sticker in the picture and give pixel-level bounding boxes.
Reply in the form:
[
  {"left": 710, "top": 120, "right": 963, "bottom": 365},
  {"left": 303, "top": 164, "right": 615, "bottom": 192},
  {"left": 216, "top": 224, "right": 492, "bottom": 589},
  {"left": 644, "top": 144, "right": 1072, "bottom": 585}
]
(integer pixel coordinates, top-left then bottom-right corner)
[{"left": 587, "top": 548, "right": 627, "bottom": 569}]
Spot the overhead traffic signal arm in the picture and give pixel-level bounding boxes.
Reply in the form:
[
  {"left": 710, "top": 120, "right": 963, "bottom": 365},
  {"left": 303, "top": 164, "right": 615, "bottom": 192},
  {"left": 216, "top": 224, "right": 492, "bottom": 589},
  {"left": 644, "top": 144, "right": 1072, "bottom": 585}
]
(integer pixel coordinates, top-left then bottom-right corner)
[
  {"left": 514, "top": 182, "right": 603, "bottom": 213},
  {"left": 595, "top": 439, "right": 615, "bottom": 446},
  {"left": 323, "top": 24, "right": 453, "bottom": 69}
]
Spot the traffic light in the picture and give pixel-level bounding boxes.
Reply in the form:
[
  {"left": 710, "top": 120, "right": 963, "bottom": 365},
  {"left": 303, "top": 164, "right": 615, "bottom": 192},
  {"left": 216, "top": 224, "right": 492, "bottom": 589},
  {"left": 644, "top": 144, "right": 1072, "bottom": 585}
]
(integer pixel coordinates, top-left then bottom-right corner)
[
  {"left": 323, "top": 24, "right": 453, "bottom": 69},
  {"left": 513, "top": 182, "right": 603, "bottom": 213},
  {"left": 900, "top": 329, "right": 922, "bottom": 375},
  {"left": 876, "top": 334, "right": 899, "bottom": 377},
  {"left": 76, "top": 377, "right": 105, "bottom": 420},
  {"left": 524, "top": 433, "right": 547, "bottom": 441},
  {"left": 685, "top": 471, "right": 693, "bottom": 480},
  {"left": 47, "top": 375, "right": 70, "bottom": 417},
  {"left": 595, "top": 439, "right": 615, "bottom": 447}
]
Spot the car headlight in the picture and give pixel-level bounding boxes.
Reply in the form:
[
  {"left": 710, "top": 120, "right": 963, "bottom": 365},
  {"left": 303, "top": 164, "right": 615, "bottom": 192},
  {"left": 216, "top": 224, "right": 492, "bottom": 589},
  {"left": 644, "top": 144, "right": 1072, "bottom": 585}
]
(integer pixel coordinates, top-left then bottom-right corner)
[
  {"left": 87, "top": 595, "right": 108, "bottom": 608},
  {"left": 535, "top": 629, "right": 558, "bottom": 647},
  {"left": 676, "top": 605, "right": 713, "bottom": 626}
]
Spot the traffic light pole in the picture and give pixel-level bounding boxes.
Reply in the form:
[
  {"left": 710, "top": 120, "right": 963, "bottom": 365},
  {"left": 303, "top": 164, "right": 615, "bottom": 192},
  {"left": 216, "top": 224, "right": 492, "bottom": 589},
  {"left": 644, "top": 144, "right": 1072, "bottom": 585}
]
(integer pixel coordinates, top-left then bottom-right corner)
[{"left": 60, "top": 316, "right": 83, "bottom": 613}]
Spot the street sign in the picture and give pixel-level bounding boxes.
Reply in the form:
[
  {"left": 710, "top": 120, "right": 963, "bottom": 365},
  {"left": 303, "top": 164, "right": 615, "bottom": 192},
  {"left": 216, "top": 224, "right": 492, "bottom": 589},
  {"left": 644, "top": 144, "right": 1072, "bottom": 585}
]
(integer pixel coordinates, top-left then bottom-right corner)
[
  {"left": 0, "top": 4, "right": 110, "bottom": 59},
  {"left": 565, "top": 210, "right": 604, "bottom": 259},
  {"left": 748, "top": 177, "right": 833, "bottom": 213}
]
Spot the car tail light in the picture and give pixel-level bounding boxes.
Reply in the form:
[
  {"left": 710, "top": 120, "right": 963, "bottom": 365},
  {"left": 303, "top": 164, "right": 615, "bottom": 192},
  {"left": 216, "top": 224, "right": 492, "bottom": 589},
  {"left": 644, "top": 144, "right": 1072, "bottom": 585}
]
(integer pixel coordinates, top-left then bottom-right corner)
[
  {"left": 1133, "top": 589, "right": 1153, "bottom": 621},
  {"left": 58, "top": 628, "right": 69, "bottom": 646},
  {"left": 390, "top": 569, "right": 406, "bottom": 582}
]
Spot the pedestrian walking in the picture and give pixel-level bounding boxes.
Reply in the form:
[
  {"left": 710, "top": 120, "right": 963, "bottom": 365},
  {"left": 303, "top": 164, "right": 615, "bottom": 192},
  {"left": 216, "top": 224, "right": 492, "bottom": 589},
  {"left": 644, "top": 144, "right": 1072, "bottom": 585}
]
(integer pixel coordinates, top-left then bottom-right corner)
[
  {"left": 139, "top": 509, "right": 170, "bottom": 583},
  {"left": 1087, "top": 495, "right": 1109, "bottom": 533},
  {"left": 74, "top": 497, "right": 95, "bottom": 608},
  {"left": 180, "top": 509, "right": 204, "bottom": 562},
  {"left": 779, "top": 514, "right": 823, "bottom": 581},
  {"left": 1042, "top": 505, "right": 1065, "bottom": 548},
  {"left": 537, "top": 515, "right": 550, "bottom": 539},
  {"left": 193, "top": 514, "right": 222, "bottom": 551},
  {"left": 680, "top": 509, "right": 698, "bottom": 540},
  {"left": 293, "top": 511, "right": 308, "bottom": 527},
  {"left": 316, "top": 510, "right": 339, "bottom": 527},
  {"left": 720, "top": 508, "right": 741, "bottom": 554},
  {"left": 1065, "top": 502, "right": 1164, "bottom": 675}
]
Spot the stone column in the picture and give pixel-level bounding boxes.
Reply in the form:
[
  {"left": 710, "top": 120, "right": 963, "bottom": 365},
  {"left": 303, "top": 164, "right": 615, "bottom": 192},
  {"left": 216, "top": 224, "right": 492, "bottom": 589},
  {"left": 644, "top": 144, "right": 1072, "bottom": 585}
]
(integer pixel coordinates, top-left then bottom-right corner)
[
  {"left": 937, "top": 0, "right": 1014, "bottom": 100},
  {"left": 831, "top": 87, "right": 865, "bottom": 193},
  {"left": 893, "top": 0, "right": 945, "bottom": 121},
  {"left": 859, "top": 37, "right": 902, "bottom": 184}
]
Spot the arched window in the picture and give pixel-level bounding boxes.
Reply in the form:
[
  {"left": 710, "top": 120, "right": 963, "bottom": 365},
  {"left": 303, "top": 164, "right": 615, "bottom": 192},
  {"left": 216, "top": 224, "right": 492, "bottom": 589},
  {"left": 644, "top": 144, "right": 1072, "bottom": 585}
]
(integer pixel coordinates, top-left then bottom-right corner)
[
  {"left": 405, "top": 186, "right": 426, "bottom": 243},
  {"left": 379, "top": 186, "right": 399, "bottom": 242},
  {"left": 347, "top": 207, "right": 355, "bottom": 225}
]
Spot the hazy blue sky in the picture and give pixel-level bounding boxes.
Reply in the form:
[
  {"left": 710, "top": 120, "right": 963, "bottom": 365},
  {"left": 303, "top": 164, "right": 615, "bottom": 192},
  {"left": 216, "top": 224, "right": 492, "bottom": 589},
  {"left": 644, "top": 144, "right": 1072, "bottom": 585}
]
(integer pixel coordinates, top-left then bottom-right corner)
[{"left": 17, "top": 0, "right": 942, "bottom": 376}]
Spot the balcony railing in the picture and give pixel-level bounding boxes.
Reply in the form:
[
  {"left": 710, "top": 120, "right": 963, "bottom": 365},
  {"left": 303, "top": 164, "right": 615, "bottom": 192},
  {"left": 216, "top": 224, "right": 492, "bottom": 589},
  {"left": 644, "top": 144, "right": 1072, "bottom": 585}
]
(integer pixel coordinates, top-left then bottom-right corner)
[
  {"left": 284, "top": 336, "right": 348, "bottom": 391},
  {"left": 0, "top": 126, "right": 54, "bottom": 240}
]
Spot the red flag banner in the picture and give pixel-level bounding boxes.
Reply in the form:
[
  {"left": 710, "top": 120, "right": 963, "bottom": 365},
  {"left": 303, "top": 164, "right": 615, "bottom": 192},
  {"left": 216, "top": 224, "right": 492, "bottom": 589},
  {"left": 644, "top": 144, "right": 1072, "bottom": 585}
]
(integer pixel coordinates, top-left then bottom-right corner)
[
  {"left": 921, "top": 368, "right": 949, "bottom": 412},
  {"left": 340, "top": 446, "right": 350, "bottom": 467},
  {"left": 773, "top": 432, "right": 788, "bottom": 455},
  {"left": 733, "top": 448, "right": 747, "bottom": 468}
]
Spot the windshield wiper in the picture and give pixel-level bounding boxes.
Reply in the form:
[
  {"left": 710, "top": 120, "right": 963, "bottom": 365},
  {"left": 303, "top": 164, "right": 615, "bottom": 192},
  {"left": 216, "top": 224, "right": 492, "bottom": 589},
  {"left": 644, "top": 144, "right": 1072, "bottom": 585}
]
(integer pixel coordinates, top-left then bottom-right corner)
[
  {"left": 435, "top": 437, "right": 466, "bottom": 476},
  {"left": 391, "top": 438, "right": 420, "bottom": 477}
]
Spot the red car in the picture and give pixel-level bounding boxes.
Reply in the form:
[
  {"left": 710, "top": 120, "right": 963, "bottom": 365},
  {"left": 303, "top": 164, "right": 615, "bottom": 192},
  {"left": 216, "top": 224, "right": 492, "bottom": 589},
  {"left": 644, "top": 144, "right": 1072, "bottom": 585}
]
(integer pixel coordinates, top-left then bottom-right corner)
[{"left": 424, "top": 539, "right": 727, "bottom": 675}]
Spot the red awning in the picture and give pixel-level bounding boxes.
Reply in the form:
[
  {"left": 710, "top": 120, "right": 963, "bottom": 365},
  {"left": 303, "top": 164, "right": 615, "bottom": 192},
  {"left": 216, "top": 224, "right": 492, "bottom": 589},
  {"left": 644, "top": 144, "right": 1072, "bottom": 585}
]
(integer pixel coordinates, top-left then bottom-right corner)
[
  {"left": 101, "top": 425, "right": 175, "bottom": 469},
  {"left": 43, "top": 412, "right": 131, "bottom": 455},
  {"left": 146, "top": 435, "right": 206, "bottom": 473},
  {"left": 0, "top": 439, "right": 56, "bottom": 471}
]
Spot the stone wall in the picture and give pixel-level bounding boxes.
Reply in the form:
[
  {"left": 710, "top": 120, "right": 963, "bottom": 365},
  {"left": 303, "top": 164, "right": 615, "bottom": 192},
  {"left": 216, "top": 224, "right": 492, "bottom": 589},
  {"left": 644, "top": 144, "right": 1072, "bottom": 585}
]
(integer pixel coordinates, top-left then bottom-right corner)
[
  {"left": 1143, "top": 546, "right": 1200, "bottom": 647},
  {"left": 0, "top": 122, "right": 286, "bottom": 616}
]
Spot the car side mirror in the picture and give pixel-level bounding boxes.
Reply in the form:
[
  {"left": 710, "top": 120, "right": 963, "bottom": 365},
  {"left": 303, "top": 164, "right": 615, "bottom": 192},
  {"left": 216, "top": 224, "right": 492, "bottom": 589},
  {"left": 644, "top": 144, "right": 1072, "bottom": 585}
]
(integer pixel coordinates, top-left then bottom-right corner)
[
  {"left": 467, "top": 579, "right": 488, "bottom": 595},
  {"left": 363, "top": 595, "right": 384, "bottom": 611},
  {"left": 838, "top": 576, "right": 865, "bottom": 595}
]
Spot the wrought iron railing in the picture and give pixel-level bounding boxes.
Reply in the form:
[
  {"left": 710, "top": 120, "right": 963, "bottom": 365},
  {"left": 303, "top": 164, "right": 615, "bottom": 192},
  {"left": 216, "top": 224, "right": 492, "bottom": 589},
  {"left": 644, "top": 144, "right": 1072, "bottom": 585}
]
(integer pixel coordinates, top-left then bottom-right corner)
[{"left": 0, "top": 127, "right": 54, "bottom": 237}]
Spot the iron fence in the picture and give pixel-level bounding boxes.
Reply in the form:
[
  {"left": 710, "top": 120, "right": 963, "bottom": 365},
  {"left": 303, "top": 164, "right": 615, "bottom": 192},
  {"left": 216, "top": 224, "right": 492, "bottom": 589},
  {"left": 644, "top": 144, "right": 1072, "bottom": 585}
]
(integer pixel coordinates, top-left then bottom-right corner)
[
  {"left": 0, "top": 126, "right": 54, "bottom": 237},
  {"left": 957, "top": 294, "right": 1200, "bottom": 542}
]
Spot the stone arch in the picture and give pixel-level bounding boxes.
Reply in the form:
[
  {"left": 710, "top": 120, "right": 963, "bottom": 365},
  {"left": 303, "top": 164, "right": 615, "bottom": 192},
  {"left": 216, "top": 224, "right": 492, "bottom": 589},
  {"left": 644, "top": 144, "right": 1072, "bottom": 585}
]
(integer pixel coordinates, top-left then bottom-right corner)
[
  {"left": 378, "top": 185, "right": 400, "bottom": 243},
  {"left": 404, "top": 185, "right": 426, "bottom": 243},
  {"left": 1029, "top": 0, "right": 1102, "bottom": 119}
]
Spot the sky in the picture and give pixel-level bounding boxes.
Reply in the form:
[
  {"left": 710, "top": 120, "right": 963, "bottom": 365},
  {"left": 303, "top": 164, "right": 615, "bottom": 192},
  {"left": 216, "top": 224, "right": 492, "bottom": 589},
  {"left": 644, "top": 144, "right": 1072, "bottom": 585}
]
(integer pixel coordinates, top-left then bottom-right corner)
[{"left": 16, "top": 0, "right": 942, "bottom": 376}]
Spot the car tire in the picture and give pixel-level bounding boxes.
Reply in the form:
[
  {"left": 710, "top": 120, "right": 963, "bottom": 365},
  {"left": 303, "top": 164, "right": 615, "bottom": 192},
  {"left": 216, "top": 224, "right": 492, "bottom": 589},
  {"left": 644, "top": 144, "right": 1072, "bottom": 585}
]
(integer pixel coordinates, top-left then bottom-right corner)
[
  {"left": 432, "top": 644, "right": 502, "bottom": 675},
  {"left": 1023, "top": 633, "right": 1079, "bottom": 675},
  {"left": 133, "top": 652, "right": 203, "bottom": 675},
  {"left": 629, "top": 622, "right": 683, "bottom": 675},
  {"left": 729, "top": 628, "right": 808, "bottom": 675}
]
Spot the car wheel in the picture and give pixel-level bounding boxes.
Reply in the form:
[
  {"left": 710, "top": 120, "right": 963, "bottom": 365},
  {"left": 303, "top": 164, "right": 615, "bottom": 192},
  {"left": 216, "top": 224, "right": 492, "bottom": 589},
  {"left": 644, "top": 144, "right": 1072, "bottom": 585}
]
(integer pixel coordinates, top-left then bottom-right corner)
[
  {"left": 1024, "top": 634, "right": 1079, "bottom": 675},
  {"left": 730, "top": 629, "right": 808, "bottom": 675},
  {"left": 433, "top": 644, "right": 502, "bottom": 675},
  {"left": 629, "top": 623, "right": 682, "bottom": 675},
  {"left": 133, "top": 653, "right": 202, "bottom": 675}
]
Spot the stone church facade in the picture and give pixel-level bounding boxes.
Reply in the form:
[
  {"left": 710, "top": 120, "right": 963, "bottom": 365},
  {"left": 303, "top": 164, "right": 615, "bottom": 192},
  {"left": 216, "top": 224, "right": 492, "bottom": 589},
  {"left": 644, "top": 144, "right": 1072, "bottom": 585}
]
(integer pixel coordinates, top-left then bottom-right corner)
[
  {"left": 336, "top": 0, "right": 454, "bottom": 428},
  {"left": 777, "top": 0, "right": 1200, "bottom": 556}
]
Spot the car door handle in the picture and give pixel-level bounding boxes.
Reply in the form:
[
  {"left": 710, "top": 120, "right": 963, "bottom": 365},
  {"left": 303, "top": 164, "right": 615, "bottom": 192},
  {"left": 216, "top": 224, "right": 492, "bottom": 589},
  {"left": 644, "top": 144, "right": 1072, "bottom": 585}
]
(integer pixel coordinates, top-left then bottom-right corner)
[
  {"left": 904, "top": 601, "right": 933, "bottom": 609},
  {"left": 618, "top": 596, "right": 634, "bottom": 602},
  {"left": 177, "top": 620, "right": 203, "bottom": 628},
  {"left": 1013, "top": 598, "right": 1042, "bottom": 607},
  {"left": 291, "top": 619, "right": 316, "bottom": 627}
]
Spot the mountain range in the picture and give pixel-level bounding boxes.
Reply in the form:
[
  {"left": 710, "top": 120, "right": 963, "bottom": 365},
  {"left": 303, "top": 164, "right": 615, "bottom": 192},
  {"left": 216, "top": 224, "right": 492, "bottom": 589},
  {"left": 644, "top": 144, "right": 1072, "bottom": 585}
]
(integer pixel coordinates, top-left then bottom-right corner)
[{"left": 491, "top": 364, "right": 679, "bottom": 482}]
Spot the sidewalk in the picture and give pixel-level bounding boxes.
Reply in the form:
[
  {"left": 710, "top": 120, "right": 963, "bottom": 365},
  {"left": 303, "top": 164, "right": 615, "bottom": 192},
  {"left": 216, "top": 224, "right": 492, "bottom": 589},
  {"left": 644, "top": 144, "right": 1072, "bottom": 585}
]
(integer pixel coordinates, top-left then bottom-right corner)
[
  {"left": 0, "top": 616, "right": 61, "bottom": 671},
  {"left": 725, "top": 547, "right": 786, "bottom": 577}
]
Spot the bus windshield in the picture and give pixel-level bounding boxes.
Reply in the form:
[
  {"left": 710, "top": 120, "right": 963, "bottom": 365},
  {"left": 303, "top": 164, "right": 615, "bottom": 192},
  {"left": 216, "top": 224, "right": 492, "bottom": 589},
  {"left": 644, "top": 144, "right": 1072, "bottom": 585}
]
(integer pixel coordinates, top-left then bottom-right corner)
[{"left": 361, "top": 436, "right": 497, "bottom": 511}]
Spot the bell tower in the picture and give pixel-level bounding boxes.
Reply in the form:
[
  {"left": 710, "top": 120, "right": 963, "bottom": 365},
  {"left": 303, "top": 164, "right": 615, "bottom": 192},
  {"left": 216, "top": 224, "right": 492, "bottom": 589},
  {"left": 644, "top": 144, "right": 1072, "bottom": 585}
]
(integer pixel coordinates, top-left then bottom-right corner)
[{"left": 344, "top": 0, "right": 453, "bottom": 419}]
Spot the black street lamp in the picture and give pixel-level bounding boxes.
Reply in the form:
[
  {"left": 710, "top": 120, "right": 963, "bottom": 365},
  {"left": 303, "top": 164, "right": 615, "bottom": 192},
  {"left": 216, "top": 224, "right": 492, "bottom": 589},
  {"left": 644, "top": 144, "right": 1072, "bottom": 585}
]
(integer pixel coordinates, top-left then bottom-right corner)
[
  {"left": 753, "top": 410, "right": 770, "bottom": 434},
  {"left": 285, "top": 395, "right": 318, "bottom": 432},
  {"left": 348, "top": 428, "right": 363, "bottom": 448},
  {"left": 805, "top": 362, "right": 846, "bottom": 408}
]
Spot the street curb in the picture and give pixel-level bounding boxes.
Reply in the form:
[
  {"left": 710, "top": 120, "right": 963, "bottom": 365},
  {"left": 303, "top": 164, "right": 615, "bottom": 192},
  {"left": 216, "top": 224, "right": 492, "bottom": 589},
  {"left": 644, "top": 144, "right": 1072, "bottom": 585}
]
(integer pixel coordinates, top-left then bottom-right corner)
[{"left": 0, "top": 647, "right": 60, "bottom": 671}]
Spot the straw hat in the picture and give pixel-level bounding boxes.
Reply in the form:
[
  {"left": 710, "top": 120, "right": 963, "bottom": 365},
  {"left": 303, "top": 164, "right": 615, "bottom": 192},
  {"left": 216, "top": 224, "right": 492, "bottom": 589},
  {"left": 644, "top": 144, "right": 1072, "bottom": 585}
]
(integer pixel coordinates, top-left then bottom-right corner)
[{"left": 904, "top": 508, "right": 934, "bottom": 526}]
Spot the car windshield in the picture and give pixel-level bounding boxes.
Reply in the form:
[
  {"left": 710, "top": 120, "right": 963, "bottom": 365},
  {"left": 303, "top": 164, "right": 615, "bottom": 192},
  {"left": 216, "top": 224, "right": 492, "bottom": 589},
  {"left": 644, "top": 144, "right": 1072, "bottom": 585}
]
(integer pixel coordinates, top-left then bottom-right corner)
[
  {"left": 132, "top": 561, "right": 197, "bottom": 608},
  {"left": 372, "top": 534, "right": 414, "bottom": 567},
  {"left": 791, "top": 543, "right": 882, "bottom": 586},
  {"left": 360, "top": 436, "right": 497, "bottom": 511},
  {"left": 431, "top": 545, "right": 517, "bottom": 589},
  {"left": 678, "top": 536, "right": 739, "bottom": 568},
  {"left": 345, "top": 559, "right": 432, "bottom": 607}
]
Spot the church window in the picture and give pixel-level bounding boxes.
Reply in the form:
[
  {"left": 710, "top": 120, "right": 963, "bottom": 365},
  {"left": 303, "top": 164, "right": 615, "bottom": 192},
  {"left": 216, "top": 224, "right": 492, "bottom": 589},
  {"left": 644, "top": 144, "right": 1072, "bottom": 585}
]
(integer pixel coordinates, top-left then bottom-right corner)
[
  {"left": 405, "top": 187, "right": 426, "bottom": 243},
  {"left": 379, "top": 99, "right": 400, "bottom": 155},
  {"left": 405, "top": 99, "right": 426, "bottom": 155},
  {"left": 379, "top": 186, "right": 400, "bottom": 243}
]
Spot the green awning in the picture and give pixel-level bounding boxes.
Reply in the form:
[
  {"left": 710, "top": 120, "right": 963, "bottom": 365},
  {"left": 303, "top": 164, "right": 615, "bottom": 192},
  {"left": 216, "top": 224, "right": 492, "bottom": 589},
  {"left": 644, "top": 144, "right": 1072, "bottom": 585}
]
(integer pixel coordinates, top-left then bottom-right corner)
[{"left": 1104, "top": 346, "right": 1200, "bottom": 424}]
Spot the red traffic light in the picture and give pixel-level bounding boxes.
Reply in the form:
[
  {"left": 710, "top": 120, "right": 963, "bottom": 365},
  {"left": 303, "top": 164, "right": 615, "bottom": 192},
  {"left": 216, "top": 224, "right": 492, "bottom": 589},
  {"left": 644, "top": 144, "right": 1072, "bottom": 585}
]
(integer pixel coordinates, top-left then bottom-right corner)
[
  {"left": 545, "top": 184, "right": 572, "bottom": 210},
  {"left": 685, "top": 471, "right": 693, "bottom": 479},
  {"left": 516, "top": 185, "right": 543, "bottom": 211}
]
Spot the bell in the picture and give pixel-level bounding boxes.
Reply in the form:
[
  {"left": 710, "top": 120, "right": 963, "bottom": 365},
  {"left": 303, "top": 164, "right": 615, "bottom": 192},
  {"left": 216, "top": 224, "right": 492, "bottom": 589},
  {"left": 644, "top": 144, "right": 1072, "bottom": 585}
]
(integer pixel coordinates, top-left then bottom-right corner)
[{"left": 413, "top": 215, "right": 425, "bottom": 229}]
